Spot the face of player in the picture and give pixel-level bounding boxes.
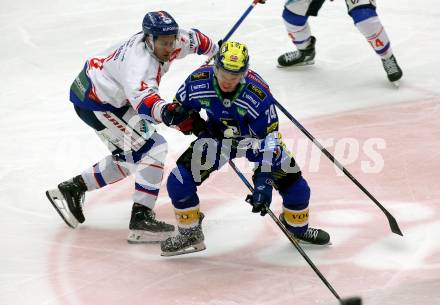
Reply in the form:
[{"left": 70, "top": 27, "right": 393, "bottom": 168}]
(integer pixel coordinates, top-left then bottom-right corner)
[
  {"left": 153, "top": 35, "right": 177, "bottom": 62},
  {"left": 216, "top": 68, "right": 243, "bottom": 92}
]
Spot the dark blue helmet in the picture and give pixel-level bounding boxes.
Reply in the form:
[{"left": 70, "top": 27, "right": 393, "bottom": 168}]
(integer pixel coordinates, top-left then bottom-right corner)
[{"left": 142, "top": 11, "right": 179, "bottom": 37}]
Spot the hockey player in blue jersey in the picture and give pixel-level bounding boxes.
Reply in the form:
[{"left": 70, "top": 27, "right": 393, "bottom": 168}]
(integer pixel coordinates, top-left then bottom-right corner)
[
  {"left": 277, "top": 0, "right": 403, "bottom": 84},
  {"left": 159, "top": 41, "right": 330, "bottom": 256}
]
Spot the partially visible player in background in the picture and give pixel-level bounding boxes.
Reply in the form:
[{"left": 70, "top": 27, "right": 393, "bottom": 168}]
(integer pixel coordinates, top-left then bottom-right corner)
[
  {"left": 160, "top": 41, "right": 330, "bottom": 256},
  {"left": 46, "top": 11, "right": 218, "bottom": 243},
  {"left": 277, "top": 0, "right": 403, "bottom": 84}
]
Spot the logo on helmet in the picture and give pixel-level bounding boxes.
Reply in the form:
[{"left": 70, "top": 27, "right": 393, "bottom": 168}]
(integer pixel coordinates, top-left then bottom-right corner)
[{"left": 230, "top": 55, "right": 238, "bottom": 62}]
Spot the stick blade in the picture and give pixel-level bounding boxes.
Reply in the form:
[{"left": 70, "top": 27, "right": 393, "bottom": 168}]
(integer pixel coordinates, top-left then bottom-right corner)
[
  {"left": 340, "top": 297, "right": 362, "bottom": 305},
  {"left": 386, "top": 212, "right": 404, "bottom": 236}
]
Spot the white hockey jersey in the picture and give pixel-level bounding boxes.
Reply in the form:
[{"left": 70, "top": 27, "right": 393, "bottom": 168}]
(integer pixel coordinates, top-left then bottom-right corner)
[{"left": 71, "top": 29, "right": 217, "bottom": 123}]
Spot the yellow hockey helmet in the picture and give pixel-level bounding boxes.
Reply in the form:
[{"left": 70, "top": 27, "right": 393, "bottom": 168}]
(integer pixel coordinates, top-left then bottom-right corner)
[{"left": 215, "top": 41, "right": 249, "bottom": 74}]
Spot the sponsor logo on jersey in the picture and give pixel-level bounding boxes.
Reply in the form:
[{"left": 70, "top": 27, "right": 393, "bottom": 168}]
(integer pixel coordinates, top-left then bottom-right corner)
[
  {"left": 73, "top": 76, "right": 87, "bottom": 99},
  {"left": 236, "top": 106, "right": 247, "bottom": 117},
  {"left": 71, "top": 69, "right": 90, "bottom": 101},
  {"left": 247, "top": 70, "right": 270, "bottom": 90},
  {"left": 243, "top": 93, "right": 260, "bottom": 107},
  {"left": 199, "top": 98, "right": 211, "bottom": 107},
  {"left": 114, "top": 45, "right": 124, "bottom": 61},
  {"left": 191, "top": 71, "right": 210, "bottom": 81},
  {"left": 188, "top": 32, "right": 196, "bottom": 50},
  {"left": 247, "top": 83, "right": 266, "bottom": 101},
  {"left": 191, "top": 83, "right": 208, "bottom": 90}
]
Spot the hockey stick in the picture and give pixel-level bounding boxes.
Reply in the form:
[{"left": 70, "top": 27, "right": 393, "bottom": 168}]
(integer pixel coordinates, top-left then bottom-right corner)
[
  {"left": 273, "top": 100, "right": 403, "bottom": 236},
  {"left": 228, "top": 160, "right": 362, "bottom": 305},
  {"left": 223, "top": 0, "right": 262, "bottom": 42},
  {"left": 205, "top": 0, "right": 264, "bottom": 64}
]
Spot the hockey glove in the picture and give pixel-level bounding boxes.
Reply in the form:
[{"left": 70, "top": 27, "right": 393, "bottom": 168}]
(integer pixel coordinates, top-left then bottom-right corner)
[
  {"left": 161, "top": 102, "right": 193, "bottom": 133},
  {"left": 246, "top": 172, "right": 274, "bottom": 216},
  {"left": 190, "top": 112, "right": 209, "bottom": 137}
]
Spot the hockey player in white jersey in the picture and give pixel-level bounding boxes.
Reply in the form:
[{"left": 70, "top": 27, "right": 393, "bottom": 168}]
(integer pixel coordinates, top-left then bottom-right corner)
[
  {"left": 277, "top": 0, "right": 403, "bottom": 84},
  {"left": 45, "top": 11, "right": 218, "bottom": 243}
]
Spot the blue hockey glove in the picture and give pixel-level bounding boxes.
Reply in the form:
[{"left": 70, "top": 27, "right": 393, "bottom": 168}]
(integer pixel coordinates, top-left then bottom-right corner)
[{"left": 246, "top": 172, "right": 274, "bottom": 216}]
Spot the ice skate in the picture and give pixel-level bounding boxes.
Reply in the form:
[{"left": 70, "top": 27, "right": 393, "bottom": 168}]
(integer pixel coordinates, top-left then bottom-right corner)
[
  {"left": 127, "top": 203, "right": 175, "bottom": 244},
  {"left": 161, "top": 213, "right": 206, "bottom": 256},
  {"left": 277, "top": 36, "right": 316, "bottom": 67},
  {"left": 45, "top": 175, "right": 87, "bottom": 229},
  {"left": 381, "top": 54, "right": 403, "bottom": 86},
  {"left": 279, "top": 213, "right": 330, "bottom": 245}
]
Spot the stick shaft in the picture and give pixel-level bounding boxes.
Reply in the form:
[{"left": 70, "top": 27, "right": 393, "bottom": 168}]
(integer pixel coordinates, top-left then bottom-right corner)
[
  {"left": 273, "top": 100, "right": 402, "bottom": 236},
  {"left": 228, "top": 160, "right": 342, "bottom": 300}
]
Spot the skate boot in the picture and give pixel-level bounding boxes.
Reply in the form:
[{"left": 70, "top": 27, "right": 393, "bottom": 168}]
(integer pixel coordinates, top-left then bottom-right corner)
[
  {"left": 381, "top": 54, "right": 403, "bottom": 85},
  {"left": 279, "top": 213, "right": 330, "bottom": 245},
  {"left": 127, "top": 203, "right": 175, "bottom": 244},
  {"left": 161, "top": 213, "right": 206, "bottom": 256},
  {"left": 277, "top": 36, "right": 316, "bottom": 67},
  {"left": 46, "top": 175, "right": 87, "bottom": 228}
]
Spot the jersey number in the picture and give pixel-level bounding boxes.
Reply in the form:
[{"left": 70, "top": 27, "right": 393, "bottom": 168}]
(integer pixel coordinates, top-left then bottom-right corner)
[{"left": 265, "top": 104, "right": 277, "bottom": 124}]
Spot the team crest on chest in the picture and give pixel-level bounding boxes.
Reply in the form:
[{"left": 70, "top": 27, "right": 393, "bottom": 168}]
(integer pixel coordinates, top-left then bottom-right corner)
[{"left": 223, "top": 98, "right": 232, "bottom": 108}]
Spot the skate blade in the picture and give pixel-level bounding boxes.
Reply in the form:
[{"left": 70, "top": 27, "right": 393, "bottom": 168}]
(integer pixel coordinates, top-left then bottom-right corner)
[
  {"left": 390, "top": 80, "right": 401, "bottom": 88},
  {"left": 277, "top": 60, "right": 315, "bottom": 68},
  {"left": 127, "top": 230, "right": 175, "bottom": 244},
  {"left": 297, "top": 239, "right": 332, "bottom": 246},
  {"left": 45, "top": 189, "right": 79, "bottom": 229},
  {"left": 290, "top": 234, "right": 332, "bottom": 246},
  {"left": 161, "top": 242, "right": 206, "bottom": 257}
]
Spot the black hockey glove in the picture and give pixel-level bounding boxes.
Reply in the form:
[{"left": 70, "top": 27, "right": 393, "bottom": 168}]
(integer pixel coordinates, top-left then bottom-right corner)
[
  {"left": 246, "top": 172, "right": 274, "bottom": 216},
  {"left": 161, "top": 102, "right": 193, "bottom": 133},
  {"left": 190, "top": 111, "right": 209, "bottom": 137},
  {"left": 257, "top": 0, "right": 266, "bottom": 3}
]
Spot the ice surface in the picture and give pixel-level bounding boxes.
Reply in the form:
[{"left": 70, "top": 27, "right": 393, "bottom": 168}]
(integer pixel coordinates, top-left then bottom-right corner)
[{"left": 1, "top": 1, "right": 439, "bottom": 304}]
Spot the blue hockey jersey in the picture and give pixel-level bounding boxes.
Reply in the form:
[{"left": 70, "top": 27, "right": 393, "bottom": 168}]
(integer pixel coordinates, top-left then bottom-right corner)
[
  {"left": 174, "top": 65, "right": 294, "bottom": 166},
  {"left": 175, "top": 65, "right": 279, "bottom": 140}
]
